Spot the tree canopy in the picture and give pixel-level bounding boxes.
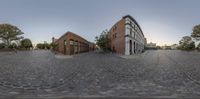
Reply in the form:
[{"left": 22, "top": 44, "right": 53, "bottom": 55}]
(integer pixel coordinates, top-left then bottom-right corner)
[
  {"left": 95, "top": 30, "right": 109, "bottom": 51},
  {"left": 21, "top": 38, "right": 33, "bottom": 49},
  {"left": 0, "top": 24, "right": 24, "bottom": 47},
  {"left": 179, "top": 36, "right": 195, "bottom": 50},
  {"left": 50, "top": 43, "right": 58, "bottom": 51},
  {"left": 197, "top": 43, "right": 200, "bottom": 49},
  {"left": 36, "top": 43, "right": 51, "bottom": 49},
  {"left": 191, "top": 24, "right": 200, "bottom": 41},
  {"left": 0, "top": 43, "right": 6, "bottom": 49}
]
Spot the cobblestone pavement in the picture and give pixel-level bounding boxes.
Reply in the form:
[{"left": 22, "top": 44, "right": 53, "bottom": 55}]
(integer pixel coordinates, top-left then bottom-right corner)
[{"left": 0, "top": 50, "right": 200, "bottom": 98}]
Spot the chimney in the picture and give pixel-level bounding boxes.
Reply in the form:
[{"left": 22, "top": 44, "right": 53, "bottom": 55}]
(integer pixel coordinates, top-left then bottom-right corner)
[{"left": 52, "top": 37, "right": 55, "bottom": 43}]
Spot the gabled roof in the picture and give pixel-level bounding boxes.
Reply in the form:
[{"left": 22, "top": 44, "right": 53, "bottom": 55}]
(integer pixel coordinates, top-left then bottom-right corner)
[{"left": 56, "top": 31, "right": 89, "bottom": 43}]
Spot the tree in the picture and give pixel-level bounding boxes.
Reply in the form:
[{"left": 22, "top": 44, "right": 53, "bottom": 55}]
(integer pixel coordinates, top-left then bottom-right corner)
[
  {"left": 0, "top": 24, "right": 24, "bottom": 47},
  {"left": 36, "top": 43, "right": 45, "bottom": 49},
  {"left": 188, "top": 41, "right": 195, "bottom": 49},
  {"left": 50, "top": 43, "right": 58, "bottom": 51},
  {"left": 43, "top": 43, "right": 51, "bottom": 49},
  {"left": 21, "top": 38, "right": 32, "bottom": 49},
  {"left": 95, "top": 30, "right": 109, "bottom": 51},
  {"left": 179, "top": 36, "right": 195, "bottom": 50},
  {"left": 9, "top": 43, "right": 17, "bottom": 48},
  {"left": 36, "top": 43, "right": 51, "bottom": 50},
  {"left": 0, "top": 43, "right": 6, "bottom": 49},
  {"left": 197, "top": 43, "right": 200, "bottom": 50},
  {"left": 191, "top": 24, "right": 200, "bottom": 41}
]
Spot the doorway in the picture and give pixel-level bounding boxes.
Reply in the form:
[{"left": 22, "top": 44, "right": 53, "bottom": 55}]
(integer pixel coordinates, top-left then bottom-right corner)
[
  {"left": 69, "top": 40, "right": 74, "bottom": 55},
  {"left": 134, "top": 42, "right": 136, "bottom": 54},
  {"left": 64, "top": 40, "right": 67, "bottom": 54},
  {"left": 129, "top": 40, "right": 132, "bottom": 55}
]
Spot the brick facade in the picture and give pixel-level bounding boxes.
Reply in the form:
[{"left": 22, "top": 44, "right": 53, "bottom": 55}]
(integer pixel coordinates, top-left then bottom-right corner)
[
  {"left": 53, "top": 31, "right": 94, "bottom": 55},
  {"left": 108, "top": 15, "right": 145, "bottom": 55},
  {"left": 108, "top": 19, "right": 126, "bottom": 54}
]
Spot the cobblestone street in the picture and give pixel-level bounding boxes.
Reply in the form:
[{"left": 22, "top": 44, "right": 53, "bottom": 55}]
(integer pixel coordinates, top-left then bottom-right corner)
[{"left": 0, "top": 50, "right": 200, "bottom": 98}]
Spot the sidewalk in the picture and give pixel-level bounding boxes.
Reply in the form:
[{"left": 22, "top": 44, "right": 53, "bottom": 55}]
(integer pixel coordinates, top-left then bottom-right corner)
[{"left": 117, "top": 51, "right": 150, "bottom": 59}]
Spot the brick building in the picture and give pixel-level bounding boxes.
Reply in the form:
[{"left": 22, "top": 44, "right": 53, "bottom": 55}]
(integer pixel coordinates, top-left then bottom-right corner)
[
  {"left": 108, "top": 15, "right": 145, "bottom": 55},
  {"left": 52, "top": 31, "right": 94, "bottom": 55}
]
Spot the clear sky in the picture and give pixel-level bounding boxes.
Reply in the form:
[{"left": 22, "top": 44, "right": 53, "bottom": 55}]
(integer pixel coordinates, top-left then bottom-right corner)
[{"left": 0, "top": 0, "right": 200, "bottom": 46}]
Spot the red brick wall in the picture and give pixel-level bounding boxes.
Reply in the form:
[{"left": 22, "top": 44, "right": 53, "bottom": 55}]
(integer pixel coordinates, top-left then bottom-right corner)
[
  {"left": 108, "top": 19, "right": 125, "bottom": 54},
  {"left": 54, "top": 32, "right": 90, "bottom": 55}
]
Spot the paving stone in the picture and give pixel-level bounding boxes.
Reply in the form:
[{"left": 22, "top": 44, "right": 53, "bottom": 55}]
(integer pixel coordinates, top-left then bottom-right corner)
[{"left": 0, "top": 50, "right": 200, "bottom": 98}]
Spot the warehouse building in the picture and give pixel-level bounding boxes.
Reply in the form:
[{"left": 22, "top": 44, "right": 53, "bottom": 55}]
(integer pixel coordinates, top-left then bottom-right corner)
[
  {"left": 108, "top": 15, "right": 145, "bottom": 55},
  {"left": 52, "top": 31, "right": 94, "bottom": 55}
]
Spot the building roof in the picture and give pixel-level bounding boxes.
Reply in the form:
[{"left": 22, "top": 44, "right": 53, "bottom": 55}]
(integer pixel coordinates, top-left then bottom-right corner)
[
  {"left": 123, "top": 15, "right": 144, "bottom": 37},
  {"left": 56, "top": 31, "right": 89, "bottom": 43}
]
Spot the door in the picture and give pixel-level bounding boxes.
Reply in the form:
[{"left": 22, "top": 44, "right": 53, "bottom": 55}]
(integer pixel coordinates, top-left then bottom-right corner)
[
  {"left": 70, "top": 40, "right": 74, "bottom": 55},
  {"left": 64, "top": 40, "right": 67, "bottom": 54},
  {"left": 134, "top": 42, "right": 136, "bottom": 54},
  {"left": 129, "top": 40, "right": 132, "bottom": 55},
  {"left": 113, "top": 46, "right": 116, "bottom": 53},
  {"left": 74, "top": 41, "right": 78, "bottom": 54}
]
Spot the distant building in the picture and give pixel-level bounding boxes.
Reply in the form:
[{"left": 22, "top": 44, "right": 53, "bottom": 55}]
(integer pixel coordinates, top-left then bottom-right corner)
[
  {"left": 107, "top": 15, "right": 145, "bottom": 55},
  {"left": 144, "top": 38, "right": 147, "bottom": 46},
  {"left": 89, "top": 42, "right": 96, "bottom": 51},
  {"left": 162, "top": 45, "right": 172, "bottom": 50},
  {"left": 171, "top": 44, "right": 179, "bottom": 50},
  {"left": 52, "top": 31, "right": 94, "bottom": 55},
  {"left": 146, "top": 42, "right": 157, "bottom": 49},
  {"left": 32, "top": 44, "right": 36, "bottom": 49}
]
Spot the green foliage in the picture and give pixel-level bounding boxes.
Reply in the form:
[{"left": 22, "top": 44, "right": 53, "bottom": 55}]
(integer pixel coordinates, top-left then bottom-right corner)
[
  {"left": 50, "top": 43, "right": 58, "bottom": 51},
  {"left": 179, "top": 36, "right": 195, "bottom": 50},
  {"left": 95, "top": 30, "right": 109, "bottom": 51},
  {"left": 0, "top": 24, "right": 24, "bottom": 47},
  {"left": 0, "top": 43, "right": 6, "bottom": 49},
  {"left": 188, "top": 41, "right": 195, "bottom": 49},
  {"left": 191, "top": 24, "right": 200, "bottom": 41},
  {"left": 44, "top": 43, "right": 51, "bottom": 49},
  {"left": 36, "top": 43, "right": 44, "bottom": 49},
  {"left": 21, "top": 38, "right": 32, "bottom": 49},
  {"left": 9, "top": 43, "right": 17, "bottom": 48},
  {"left": 36, "top": 43, "right": 51, "bottom": 50},
  {"left": 197, "top": 43, "right": 200, "bottom": 50}
]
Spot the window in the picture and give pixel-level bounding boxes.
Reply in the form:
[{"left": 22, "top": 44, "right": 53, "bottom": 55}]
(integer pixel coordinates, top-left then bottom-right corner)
[
  {"left": 126, "top": 18, "right": 130, "bottom": 24},
  {"left": 134, "top": 32, "right": 136, "bottom": 39},
  {"left": 70, "top": 40, "right": 73, "bottom": 45},
  {"left": 74, "top": 41, "right": 78, "bottom": 45},
  {"left": 113, "top": 33, "right": 117, "bottom": 39},
  {"left": 130, "top": 21, "right": 132, "bottom": 26},
  {"left": 64, "top": 40, "right": 67, "bottom": 45},
  {"left": 130, "top": 28, "right": 132, "bottom": 37},
  {"left": 113, "top": 25, "right": 117, "bottom": 32},
  {"left": 134, "top": 25, "right": 136, "bottom": 30}
]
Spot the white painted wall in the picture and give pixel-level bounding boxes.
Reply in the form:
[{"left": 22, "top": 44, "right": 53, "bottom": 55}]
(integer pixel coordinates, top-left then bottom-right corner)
[{"left": 124, "top": 17, "right": 145, "bottom": 55}]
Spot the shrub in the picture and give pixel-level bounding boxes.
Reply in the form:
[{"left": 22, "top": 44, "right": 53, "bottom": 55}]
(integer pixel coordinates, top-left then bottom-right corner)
[
  {"left": 21, "top": 39, "right": 33, "bottom": 49},
  {"left": 0, "top": 43, "right": 6, "bottom": 49}
]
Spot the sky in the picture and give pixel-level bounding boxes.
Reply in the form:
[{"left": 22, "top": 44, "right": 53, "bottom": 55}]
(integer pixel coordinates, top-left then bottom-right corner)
[{"left": 0, "top": 0, "right": 200, "bottom": 46}]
